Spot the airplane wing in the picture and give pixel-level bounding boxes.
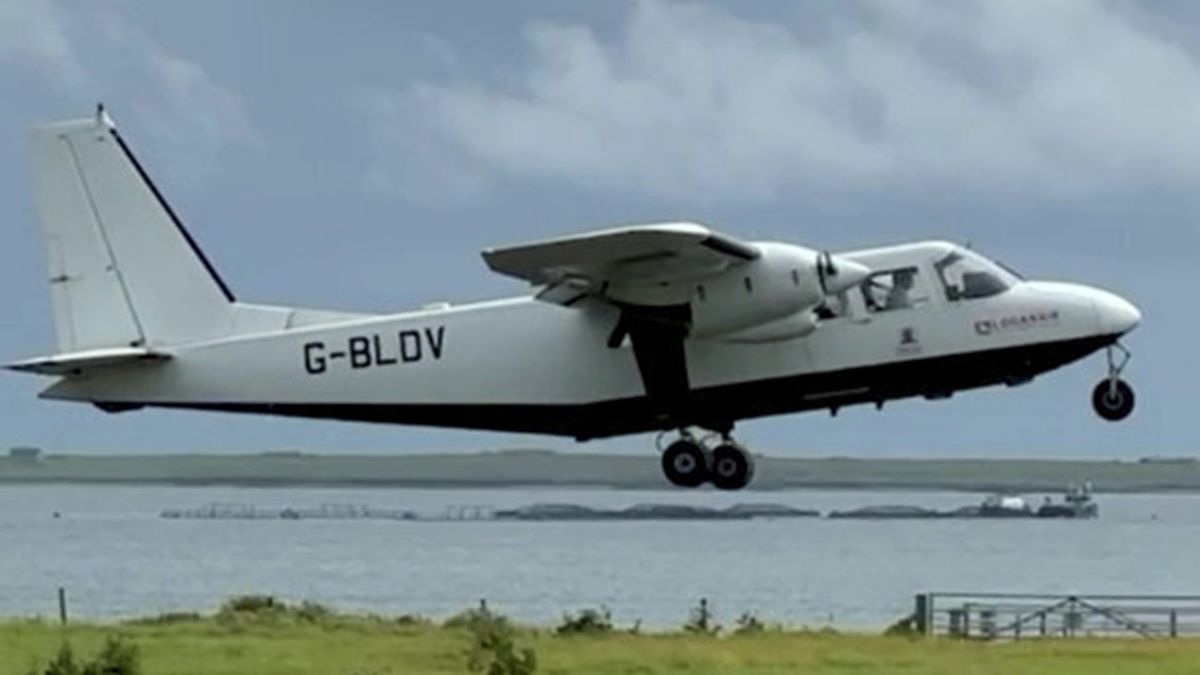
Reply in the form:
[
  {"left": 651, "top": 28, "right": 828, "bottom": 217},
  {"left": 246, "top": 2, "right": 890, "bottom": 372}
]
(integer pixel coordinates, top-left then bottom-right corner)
[
  {"left": 482, "top": 222, "right": 760, "bottom": 305},
  {"left": 4, "top": 346, "right": 170, "bottom": 376},
  {"left": 484, "top": 222, "right": 762, "bottom": 417}
]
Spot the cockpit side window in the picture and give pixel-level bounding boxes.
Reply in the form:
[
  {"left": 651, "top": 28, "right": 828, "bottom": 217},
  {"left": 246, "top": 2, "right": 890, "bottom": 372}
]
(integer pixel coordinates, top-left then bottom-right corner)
[
  {"left": 860, "top": 266, "right": 929, "bottom": 313},
  {"left": 934, "top": 250, "right": 1015, "bottom": 301}
]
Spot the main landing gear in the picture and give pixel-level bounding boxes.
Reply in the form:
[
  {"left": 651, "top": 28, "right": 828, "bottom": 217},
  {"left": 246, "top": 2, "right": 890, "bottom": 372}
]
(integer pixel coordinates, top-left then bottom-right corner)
[
  {"left": 659, "top": 431, "right": 756, "bottom": 490},
  {"left": 1092, "top": 342, "right": 1135, "bottom": 422}
]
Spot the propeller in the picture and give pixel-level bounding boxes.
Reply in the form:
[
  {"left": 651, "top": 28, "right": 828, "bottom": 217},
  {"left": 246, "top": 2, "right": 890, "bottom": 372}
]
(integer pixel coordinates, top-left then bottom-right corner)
[
  {"left": 816, "top": 251, "right": 871, "bottom": 296},
  {"left": 816, "top": 251, "right": 837, "bottom": 296}
]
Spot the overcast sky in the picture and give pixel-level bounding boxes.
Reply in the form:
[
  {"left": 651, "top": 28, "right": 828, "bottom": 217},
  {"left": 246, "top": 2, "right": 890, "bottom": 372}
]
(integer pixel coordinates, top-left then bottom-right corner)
[{"left": 0, "top": 0, "right": 1196, "bottom": 457}]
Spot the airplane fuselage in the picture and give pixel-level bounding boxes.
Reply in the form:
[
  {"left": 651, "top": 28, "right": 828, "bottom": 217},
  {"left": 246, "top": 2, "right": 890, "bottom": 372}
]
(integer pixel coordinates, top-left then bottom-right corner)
[{"left": 43, "top": 241, "right": 1138, "bottom": 439}]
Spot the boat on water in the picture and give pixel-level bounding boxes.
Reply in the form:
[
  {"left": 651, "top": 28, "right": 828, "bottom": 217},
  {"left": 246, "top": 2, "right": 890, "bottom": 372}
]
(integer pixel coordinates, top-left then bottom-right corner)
[
  {"left": 828, "top": 485, "right": 1099, "bottom": 520},
  {"left": 1034, "top": 483, "right": 1098, "bottom": 518}
]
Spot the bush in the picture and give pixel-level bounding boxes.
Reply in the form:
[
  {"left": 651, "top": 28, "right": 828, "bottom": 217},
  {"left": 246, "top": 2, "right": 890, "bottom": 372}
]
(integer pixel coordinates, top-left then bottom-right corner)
[
  {"left": 556, "top": 607, "right": 613, "bottom": 636},
  {"left": 215, "top": 595, "right": 342, "bottom": 626},
  {"left": 452, "top": 603, "right": 537, "bottom": 675},
  {"left": 221, "top": 594, "right": 281, "bottom": 614},
  {"left": 393, "top": 614, "right": 427, "bottom": 626},
  {"left": 296, "top": 600, "right": 334, "bottom": 623},
  {"left": 86, "top": 636, "right": 140, "bottom": 675},
  {"left": 35, "top": 642, "right": 77, "bottom": 675},
  {"left": 683, "top": 598, "right": 720, "bottom": 636},
  {"left": 733, "top": 612, "right": 765, "bottom": 635},
  {"left": 127, "top": 611, "right": 201, "bottom": 626},
  {"left": 30, "top": 637, "right": 140, "bottom": 675},
  {"left": 443, "top": 602, "right": 494, "bottom": 630}
]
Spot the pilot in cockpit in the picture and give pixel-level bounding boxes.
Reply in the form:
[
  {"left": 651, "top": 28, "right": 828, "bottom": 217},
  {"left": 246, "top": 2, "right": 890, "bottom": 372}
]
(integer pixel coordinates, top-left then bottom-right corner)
[{"left": 885, "top": 268, "right": 915, "bottom": 310}]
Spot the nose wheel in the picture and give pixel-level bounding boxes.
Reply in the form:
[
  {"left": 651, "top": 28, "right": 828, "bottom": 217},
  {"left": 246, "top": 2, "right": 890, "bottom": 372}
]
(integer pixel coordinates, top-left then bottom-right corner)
[
  {"left": 1092, "top": 343, "right": 1135, "bottom": 422},
  {"left": 659, "top": 431, "right": 756, "bottom": 490}
]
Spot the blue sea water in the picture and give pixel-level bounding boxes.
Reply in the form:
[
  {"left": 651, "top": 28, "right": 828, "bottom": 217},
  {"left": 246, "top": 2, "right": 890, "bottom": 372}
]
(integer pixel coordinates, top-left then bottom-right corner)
[{"left": 1, "top": 485, "right": 1197, "bottom": 628}]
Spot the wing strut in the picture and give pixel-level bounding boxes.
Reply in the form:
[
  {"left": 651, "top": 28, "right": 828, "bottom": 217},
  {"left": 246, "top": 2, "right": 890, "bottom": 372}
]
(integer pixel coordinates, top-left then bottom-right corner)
[{"left": 610, "top": 304, "right": 692, "bottom": 417}]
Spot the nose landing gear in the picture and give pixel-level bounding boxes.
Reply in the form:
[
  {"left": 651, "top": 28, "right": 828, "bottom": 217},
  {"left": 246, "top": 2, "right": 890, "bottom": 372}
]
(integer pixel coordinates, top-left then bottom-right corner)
[
  {"left": 1092, "top": 343, "right": 1135, "bottom": 422},
  {"left": 658, "top": 431, "right": 756, "bottom": 490}
]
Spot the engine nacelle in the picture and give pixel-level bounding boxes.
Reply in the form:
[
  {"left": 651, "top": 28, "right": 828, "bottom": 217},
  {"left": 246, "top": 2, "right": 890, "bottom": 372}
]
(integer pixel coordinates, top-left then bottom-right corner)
[
  {"left": 602, "top": 241, "right": 869, "bottom": 341},
  {"left": 690, "top": 243, "right": 866, "bottom": 339},
  {"left": 720, "top": 310, "right": 819, "bottom": 343}
]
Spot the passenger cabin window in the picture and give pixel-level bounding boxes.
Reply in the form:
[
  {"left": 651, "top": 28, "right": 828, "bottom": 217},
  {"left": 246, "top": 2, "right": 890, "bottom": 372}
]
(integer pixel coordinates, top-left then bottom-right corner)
[
  {"left": 861, "top": 266, "right": 928, "bottom": 313},
  {"left": 934, "top": 249, "right": 1017, "bottom": 301}
]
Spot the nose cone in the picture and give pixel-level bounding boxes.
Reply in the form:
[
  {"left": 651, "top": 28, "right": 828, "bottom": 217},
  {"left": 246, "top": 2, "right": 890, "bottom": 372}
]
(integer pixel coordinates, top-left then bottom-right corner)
[
  {"left": 824, "top": 256, "right": 871, "bottom": 294},
  {"left": 1095, "top": 291, "right": 1141, "bottom": 336}
]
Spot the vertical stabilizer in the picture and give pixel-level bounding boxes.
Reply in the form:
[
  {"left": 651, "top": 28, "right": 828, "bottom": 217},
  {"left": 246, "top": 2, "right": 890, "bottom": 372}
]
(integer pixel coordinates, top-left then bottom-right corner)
[{"left": 30, "top": 108, "right": 235, "bottom": 351}]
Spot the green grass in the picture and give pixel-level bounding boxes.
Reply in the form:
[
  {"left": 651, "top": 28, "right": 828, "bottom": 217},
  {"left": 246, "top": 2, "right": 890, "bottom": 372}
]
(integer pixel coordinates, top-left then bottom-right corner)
[{"left": 4, "top": 611, "right": 1199, "bottom": 675}]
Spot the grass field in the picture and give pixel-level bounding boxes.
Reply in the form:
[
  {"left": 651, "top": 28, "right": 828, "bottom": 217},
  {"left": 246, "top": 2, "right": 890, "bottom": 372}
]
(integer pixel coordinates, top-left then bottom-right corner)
[{"left": 4, "top": 604, "right": 1199, "bottom": 675}]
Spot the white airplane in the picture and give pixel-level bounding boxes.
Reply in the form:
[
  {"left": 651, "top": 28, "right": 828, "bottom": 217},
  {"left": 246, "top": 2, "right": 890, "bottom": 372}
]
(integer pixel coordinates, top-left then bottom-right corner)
[{"left": 6, "top": 109, "right": 1142, "bottom": 490}]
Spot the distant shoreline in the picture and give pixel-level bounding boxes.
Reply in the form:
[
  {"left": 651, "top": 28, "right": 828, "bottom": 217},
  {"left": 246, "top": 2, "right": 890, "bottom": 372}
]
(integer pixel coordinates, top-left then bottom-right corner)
[{"left": 2, "top": 450, "right": 1199, "bottom": 493}]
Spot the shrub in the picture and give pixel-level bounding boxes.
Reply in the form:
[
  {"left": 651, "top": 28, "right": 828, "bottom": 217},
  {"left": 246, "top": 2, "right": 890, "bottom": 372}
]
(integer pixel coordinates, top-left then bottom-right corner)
[
  {"left": 683, "top": 598, "right": 719, "bottom": 635},
  {"left": 85, "top": 636, "right": 140, "bottom": 675},
  {"left": 30, "top": 637, "right": 140, "bottom": 675},
  {"left": 296, "top": 600, "right": 335, "bottom": 623},
  {"left": 127, "top": 611, "right": 201, "bottom": 626},
  {"left": 35, "top": 642, "right": 77, "bottom": 675},
  {"left": 556, "top": 607, "right": 614, "bottom": 636},
  {"left": 221, "top": 594, "right": 281, "bottom": 614},
  {"left": 444, "top": 602, "right": 494, "bottom": 630},
  {"left": 733, "top": 612, "right": 765, "bottom": 635},
  {"left": 452, "top": 603, "right": 537, "bottom": 675},
  {"left": 215, "top": 595, "right": 343, "bottom": 626}
]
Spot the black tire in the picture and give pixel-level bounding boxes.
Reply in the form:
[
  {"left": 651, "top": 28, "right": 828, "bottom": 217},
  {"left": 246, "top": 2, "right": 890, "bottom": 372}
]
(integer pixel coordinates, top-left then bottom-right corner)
[
  {"left": 710, "top": 443, "right": 754, "bottom": 491},
  {"left": 661, "top": 440, "right": 709, "bottom": 488},
  {"left": 1092, "top": 379, "right": 1135, "bottom": 422}
]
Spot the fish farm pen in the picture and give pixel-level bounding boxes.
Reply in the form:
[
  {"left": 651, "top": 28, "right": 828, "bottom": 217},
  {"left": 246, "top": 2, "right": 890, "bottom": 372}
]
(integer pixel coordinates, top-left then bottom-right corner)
[
  {"left": 159, "top": 490, "right": 1097, "bottom": 522},
  {"left": 158, "top": 502, "right": 821, "bottom": 522}
]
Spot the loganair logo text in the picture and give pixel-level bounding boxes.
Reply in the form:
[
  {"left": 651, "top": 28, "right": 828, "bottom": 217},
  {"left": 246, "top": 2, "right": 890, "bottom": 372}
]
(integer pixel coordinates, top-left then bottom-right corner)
[
  {"left": 304, "top": 327, "right": 445, "bottom": 375},
  {"left": 974, "top": 310, "right": 1060, "bottom": 336}
]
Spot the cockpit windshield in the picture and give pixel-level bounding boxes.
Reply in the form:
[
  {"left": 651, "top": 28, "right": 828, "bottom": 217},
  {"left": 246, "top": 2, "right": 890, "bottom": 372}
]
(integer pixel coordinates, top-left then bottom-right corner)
[{"left": 933, "top": 247, "right": 1020, "bottom": 301}]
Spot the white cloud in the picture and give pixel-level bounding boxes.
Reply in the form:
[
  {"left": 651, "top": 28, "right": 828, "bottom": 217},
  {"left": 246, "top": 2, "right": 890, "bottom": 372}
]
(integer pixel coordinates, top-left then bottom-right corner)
[
  {"left": 361, "top": 0, "right": 1200, "bottom": 203},
  {"left": 0, "top": 0, "right": 252, "bottom": 184},
  {"left": 0, "top": 0, "right": 81, "bottom": 83}
]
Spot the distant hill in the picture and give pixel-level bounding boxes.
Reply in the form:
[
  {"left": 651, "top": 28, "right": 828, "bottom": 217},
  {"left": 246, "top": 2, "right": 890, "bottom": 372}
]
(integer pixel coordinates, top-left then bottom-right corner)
[{"left": 2, "top": 449, "right": 1199, "bottom": 492}]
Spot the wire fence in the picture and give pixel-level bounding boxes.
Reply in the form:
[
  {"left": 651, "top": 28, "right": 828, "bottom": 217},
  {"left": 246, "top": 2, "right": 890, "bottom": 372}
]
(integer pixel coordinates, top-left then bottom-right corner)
[{"left": 915, "top": 592, "right": 1200, "bottom": 639}]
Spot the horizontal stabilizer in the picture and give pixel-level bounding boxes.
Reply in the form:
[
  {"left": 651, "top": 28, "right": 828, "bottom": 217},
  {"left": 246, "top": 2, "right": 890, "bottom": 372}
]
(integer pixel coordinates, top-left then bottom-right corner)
[{"left": 4, "top": 347, "right": 170, "bottom": 376}]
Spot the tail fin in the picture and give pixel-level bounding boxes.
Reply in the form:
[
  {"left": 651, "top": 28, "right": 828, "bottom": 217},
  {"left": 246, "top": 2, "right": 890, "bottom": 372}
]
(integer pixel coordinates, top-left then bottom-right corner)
[{"left": 30, "top": 107, "right": 235, "bottom": 351}]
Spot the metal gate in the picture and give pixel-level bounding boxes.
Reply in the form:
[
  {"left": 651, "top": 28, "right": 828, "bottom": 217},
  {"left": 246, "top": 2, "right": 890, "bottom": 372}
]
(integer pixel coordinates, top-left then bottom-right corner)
[{"left": 914, "top": 593, "right": 1200, "bottom": 639}]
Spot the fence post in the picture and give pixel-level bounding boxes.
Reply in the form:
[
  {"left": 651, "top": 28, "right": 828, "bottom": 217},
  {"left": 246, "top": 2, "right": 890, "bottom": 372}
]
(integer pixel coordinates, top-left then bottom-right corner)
[
  {"left": 57, "top": 587, "right": 68, "bottom": 625},
  {"left": 1170, "top": 609, "right": 1178, "bottom": 638},
  {"left": 915, "top": 594, "right": 930, "bottom": 636}
]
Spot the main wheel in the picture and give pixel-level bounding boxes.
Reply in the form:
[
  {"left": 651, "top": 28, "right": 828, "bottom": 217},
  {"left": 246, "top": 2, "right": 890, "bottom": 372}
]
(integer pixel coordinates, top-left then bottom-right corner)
[
  {"left": 1092, "top": 379, "right": 1135, "bottom": 421},
  {"left": 709, "top": 443, "right": 754, "bottom": 491},
  {"left": 661, "top": 439, "right": 709, "bottom": 488}
]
